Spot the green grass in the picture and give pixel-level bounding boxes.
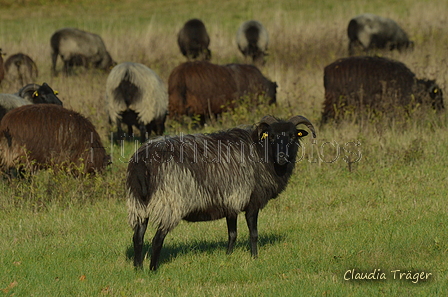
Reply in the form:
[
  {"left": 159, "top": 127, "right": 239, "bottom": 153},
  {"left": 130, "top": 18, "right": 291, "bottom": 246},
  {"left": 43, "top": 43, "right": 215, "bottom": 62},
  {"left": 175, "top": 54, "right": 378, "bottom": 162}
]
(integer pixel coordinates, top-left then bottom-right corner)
[{"left": 1, "top": 0, "right": 448, "bottom": 296}]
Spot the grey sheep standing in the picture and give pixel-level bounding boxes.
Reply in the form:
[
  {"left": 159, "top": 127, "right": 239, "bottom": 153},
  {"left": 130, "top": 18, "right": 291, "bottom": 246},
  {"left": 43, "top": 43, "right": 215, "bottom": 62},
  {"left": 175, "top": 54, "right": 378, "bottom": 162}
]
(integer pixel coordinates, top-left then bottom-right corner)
[
  {"left": 4, "top": 53, "right": 38, "bottom": 87},
  {"left": 236, "top": 20, "right": 269, "bottom": 65},
  {"left": 347, "top": 13, "right": 413, "bottom": 56},
  {"left": 106, "top": 62, "right": 168, "bottom": 143},
  {"left": 177, "top": 19, "right": 211, "bottom": 61},
  {"left": 127, "top": 115, "right": 316, "bottom": 270},
  {"left": 50, "top": 27, "right": 116, "bottom": 76}
]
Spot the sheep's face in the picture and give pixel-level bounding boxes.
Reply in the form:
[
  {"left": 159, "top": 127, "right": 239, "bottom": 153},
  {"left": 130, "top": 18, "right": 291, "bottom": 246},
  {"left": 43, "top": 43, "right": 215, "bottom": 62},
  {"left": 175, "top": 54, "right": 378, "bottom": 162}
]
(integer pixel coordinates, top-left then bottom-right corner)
[
  {"left": 259, "top": 122, "right": 308, "bottom": 166},
  {"left": 428, "top": 83, "right": 444, "bottom": 110},
  {"left": 33, "top": 83, "right": 63, "bottom": 106}
]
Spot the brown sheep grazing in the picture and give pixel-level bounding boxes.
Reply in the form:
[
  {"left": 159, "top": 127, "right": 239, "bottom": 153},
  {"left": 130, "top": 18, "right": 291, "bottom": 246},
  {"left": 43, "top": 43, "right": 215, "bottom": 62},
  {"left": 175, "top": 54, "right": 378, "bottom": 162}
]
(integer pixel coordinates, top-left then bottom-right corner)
[
  {"left": 4, "top": 53, "right": 38, "bottom": 87},
  {"left": 321, "top": 56, "right": 444, "bottom": 123},
  {"left": 0, "top": 104, "right": 108, "bottom": 175},
  {"left": 168, "top": 61, "right": 237, "bottom": 124},
  {"left": 168, "top": 61, "right": 277, "bottom": 124},
  {"left": 177, "top": 19, "right": 211, "bottom": 61},
  {"left": 224, "top": 63, "right": 277, "bottom": 105}
]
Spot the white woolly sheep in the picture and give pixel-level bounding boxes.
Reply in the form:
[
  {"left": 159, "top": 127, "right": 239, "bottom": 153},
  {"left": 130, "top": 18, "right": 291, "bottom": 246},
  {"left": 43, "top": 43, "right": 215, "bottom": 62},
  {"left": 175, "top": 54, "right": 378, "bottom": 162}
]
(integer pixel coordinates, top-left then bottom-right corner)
[
  {"left": 106, "top": 62, "right": 168, "bottom": 142},
  {"left": 0, "top": 94, "right": 30, "bottom": 122},
  {"left": 236, "top": 20, "right": 269, "bottom": 65},
  {"left": 347, "top": 13, "right": 413, "bottom": 55}
]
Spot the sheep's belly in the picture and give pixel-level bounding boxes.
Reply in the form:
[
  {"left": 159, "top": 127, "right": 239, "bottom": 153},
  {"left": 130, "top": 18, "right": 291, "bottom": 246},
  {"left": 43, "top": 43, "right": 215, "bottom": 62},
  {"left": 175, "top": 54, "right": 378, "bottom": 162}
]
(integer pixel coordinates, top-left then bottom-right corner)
[{"left": 183, "top": 208, "right": 228, "bottom": 222}]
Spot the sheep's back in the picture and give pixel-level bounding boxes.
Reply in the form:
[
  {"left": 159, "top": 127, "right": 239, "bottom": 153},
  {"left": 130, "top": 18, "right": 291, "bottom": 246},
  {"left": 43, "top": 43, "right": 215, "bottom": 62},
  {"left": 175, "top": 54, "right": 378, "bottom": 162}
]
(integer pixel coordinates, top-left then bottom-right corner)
[
  {"left": 168, "top": 61, "right": 238, "bottom": 117},
  {"left": 0, "top": 104, "right": 106, "bottom": 173}
]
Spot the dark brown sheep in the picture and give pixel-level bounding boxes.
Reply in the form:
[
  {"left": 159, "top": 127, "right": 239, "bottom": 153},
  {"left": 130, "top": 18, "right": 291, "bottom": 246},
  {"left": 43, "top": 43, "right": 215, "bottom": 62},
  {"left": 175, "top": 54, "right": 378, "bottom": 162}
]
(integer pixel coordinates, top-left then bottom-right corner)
[
  {"left": 168, "top": 61, "right": 277, "bottom": 124},
  {"left": 321, "top": 56, "right": 444, "bottom": 123},
  {"left": 224, "top": 63, "right": 277, "bottom": 105},
  {"left": 0, "top": 104, "right": 108, "bottom": 175},
  {"left": 168, "top": 61, "right": 238, "bottom": 124},
  {"left": 177, "top": 19, "right": 211, "bottom": 61}
]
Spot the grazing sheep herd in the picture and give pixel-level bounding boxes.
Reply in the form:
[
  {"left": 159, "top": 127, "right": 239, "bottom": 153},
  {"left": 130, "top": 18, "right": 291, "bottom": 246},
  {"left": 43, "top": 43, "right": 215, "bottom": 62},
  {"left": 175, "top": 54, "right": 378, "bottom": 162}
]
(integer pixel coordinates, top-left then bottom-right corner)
[{"left": 0, "top": 11, "right": 445, "bottom": 272}]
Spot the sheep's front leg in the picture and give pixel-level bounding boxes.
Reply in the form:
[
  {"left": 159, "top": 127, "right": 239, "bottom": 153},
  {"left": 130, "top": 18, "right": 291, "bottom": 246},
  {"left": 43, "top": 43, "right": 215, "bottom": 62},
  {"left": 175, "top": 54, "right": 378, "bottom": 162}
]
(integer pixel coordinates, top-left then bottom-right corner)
[
  {"left": 133, "top": 218, "right": 149, "bottom": 268},
  {"left": 226, "top": 216, "right": 238, "bottom": 254},
  {"left": 150, "top": 228, "right": 168, "bottom": 271},
  {"left": 245, "top": 208, "right": 259, "bottom": 258}
]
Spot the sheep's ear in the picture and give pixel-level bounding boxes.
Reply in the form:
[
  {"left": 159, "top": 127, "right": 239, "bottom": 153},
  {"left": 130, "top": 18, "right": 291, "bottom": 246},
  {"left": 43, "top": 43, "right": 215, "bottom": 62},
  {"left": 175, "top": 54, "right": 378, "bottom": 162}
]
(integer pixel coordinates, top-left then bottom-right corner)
[
  {"left": 297, "top": 129, "right": 308, "bottom": 138},
  {"left": 254, "top": 122, "right": 270, "bottom": 142}
]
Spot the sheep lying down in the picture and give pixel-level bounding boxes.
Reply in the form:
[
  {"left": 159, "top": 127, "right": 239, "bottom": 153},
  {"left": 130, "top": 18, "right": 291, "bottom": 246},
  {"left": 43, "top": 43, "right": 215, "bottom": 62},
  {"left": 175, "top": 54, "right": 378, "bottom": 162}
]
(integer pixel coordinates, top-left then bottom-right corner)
[{"left": 126, "top": 115, "right": 316, "bottom": 270}]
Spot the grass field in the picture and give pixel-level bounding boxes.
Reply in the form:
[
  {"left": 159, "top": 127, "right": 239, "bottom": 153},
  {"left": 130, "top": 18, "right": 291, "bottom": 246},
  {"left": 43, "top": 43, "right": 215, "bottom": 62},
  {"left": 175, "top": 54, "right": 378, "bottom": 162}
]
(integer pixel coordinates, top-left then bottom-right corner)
[{"left": 0, "top": 0, "right": 448, "bottom": 296}]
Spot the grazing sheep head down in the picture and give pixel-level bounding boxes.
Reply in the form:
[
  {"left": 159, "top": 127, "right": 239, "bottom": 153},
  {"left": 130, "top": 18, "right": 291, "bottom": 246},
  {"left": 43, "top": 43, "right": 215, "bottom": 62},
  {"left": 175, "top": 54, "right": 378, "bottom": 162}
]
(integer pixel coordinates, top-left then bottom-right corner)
[
  {"left": 127, "top": 115, "right": 316, "bottom": 271},
  {"left": 236, "top": 20, "right": 269, "bottom": 65},
  {"left": 321, "top": 56, "right": 444, "bottom": 123},
  {"left": 177, "top": 19, "right": 211, "bottom": 61},
  {"left": 416, "top": 79, "right": 444, "bottom": 110},
  {"left": 347, "top": 13, "right": 413, "bottom": 56},
  {"left": 18, "top": 83, "right": 63, "bottom": 105},
  {"left": 0, "top": 104, "right": 107, "bottom": 176}
]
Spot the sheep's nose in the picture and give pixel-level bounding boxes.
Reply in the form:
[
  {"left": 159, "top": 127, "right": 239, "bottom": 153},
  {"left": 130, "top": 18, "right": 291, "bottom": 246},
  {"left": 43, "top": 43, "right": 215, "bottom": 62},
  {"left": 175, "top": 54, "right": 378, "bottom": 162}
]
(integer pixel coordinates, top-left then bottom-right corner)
[{"left": 277, "top": 152, "right": 288, "bottom": 165}]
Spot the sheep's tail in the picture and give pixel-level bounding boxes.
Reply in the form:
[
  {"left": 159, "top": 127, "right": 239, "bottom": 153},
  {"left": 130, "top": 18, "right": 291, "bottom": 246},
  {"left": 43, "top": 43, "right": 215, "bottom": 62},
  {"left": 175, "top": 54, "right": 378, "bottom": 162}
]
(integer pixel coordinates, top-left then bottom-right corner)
[
  {"left": 126, "top": 161, "right": 151, "bottom": 230},
  {"left": 126, "top": 187, "right": 148, "bottom": 230}
]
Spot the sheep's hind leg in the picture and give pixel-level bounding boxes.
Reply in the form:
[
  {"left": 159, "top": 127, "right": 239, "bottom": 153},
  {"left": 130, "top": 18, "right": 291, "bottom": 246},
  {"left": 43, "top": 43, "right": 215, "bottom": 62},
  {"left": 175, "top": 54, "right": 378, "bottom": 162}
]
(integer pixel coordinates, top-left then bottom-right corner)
[
  {"left": 245, "top": 208, "right": 259, "bottom": 258},
  {"left": 133, "top": 218, "right": 149, "bottom": 268},
  {"left": 226, "top": 216, "right": 238, "bottom": 254},
  {"left": 150, "top": 228, "right": 168, "bottom": 271}
]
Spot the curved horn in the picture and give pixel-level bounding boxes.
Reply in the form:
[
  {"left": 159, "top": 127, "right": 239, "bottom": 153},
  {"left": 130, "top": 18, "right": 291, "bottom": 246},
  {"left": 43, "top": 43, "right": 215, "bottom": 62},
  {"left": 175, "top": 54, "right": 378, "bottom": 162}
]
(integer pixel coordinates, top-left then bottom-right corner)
[
  {"left": 17, "top": 83, "right": 40, "bottom": 99},
  {"left": 288, "top": 115, "right": 317, "bottom": 138},
  {"left": 259, "top": 115, "right": 278, "bottom": 125}
]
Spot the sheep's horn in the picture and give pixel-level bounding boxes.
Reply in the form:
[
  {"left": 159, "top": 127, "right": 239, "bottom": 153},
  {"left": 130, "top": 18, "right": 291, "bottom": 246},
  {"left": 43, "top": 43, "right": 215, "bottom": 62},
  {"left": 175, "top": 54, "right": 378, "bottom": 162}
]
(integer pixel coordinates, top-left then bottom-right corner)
[
  {"left": 288, "top": 115, "right": 317, "bottom": 138},
  {"left": 259, "top": 115, "right": 278, "bottom": 125},
  {"left": 17, "top": 83, "right": 40, "bottom": 98}
]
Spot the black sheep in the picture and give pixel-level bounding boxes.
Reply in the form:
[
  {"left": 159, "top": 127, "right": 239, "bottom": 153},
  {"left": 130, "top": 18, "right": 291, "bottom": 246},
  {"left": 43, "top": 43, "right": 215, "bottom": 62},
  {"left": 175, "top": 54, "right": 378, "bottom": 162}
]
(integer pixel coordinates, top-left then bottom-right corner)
[{"left": 126, "top": 115, "right": 316, "bottom": 270}]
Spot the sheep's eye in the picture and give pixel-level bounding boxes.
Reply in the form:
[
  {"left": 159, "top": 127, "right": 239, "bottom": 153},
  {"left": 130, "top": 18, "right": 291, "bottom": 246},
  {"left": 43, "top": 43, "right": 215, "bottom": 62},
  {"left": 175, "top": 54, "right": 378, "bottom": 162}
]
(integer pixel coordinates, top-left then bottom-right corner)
[
  {"left": 33, "top": 91, "right": 38, "bottom": 97},
  {"left": 433, "top": 88, "right": 438, "bottom": 94},
  {"left": 297, "top": 131, "right": 303, "bottom": 137}
]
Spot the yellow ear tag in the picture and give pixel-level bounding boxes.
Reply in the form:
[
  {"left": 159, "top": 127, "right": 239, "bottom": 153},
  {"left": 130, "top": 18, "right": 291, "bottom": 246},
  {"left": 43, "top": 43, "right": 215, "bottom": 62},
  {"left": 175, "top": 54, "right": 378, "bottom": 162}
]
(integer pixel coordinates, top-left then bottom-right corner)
[
  {"left": 54, "top": 90, "right": 59, "bottom": 95},
  {"left": 261, "top": 132, "right": 268, "bottom": 140},
  {"left": 33, "top": 91, "right": 38, "bottom": 97},
  {"left": 298, "top": 132, "right": 302, "bottom": 137}
]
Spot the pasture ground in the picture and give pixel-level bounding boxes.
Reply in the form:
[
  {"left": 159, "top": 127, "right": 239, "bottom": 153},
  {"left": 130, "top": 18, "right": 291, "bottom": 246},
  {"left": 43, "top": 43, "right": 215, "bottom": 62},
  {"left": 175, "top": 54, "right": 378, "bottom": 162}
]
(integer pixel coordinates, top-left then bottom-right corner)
[{"left": 0, "top": 0, "right": 447, "bottom": 296}]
